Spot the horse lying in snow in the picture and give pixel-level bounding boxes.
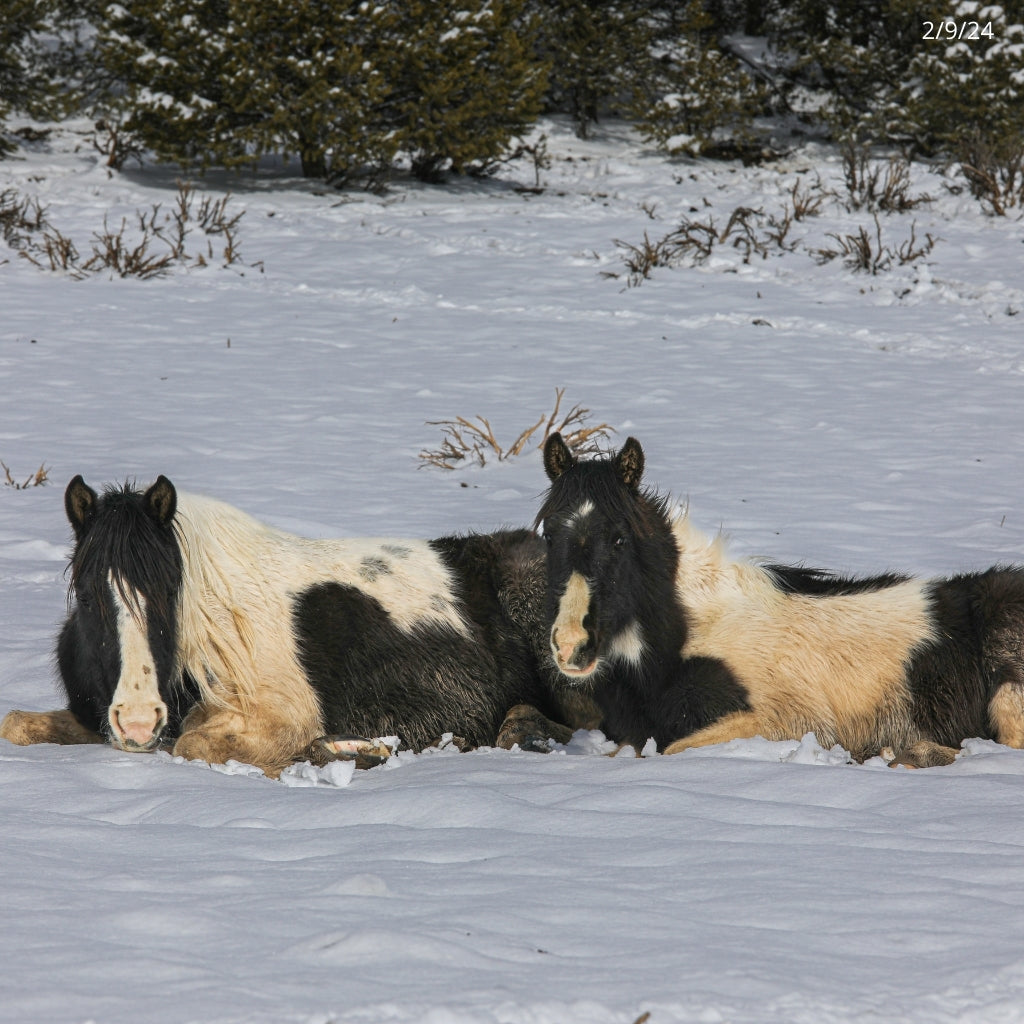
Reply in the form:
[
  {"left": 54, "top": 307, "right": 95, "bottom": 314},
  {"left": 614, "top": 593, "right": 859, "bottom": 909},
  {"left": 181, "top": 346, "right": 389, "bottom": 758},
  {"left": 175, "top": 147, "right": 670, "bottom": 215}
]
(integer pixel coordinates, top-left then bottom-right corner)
[
  {"left": 526, "top": 432, "right": 1024, "bottom": 767},
  {"left": 0, "top": 475, "right": 595, "bottom": 776}
]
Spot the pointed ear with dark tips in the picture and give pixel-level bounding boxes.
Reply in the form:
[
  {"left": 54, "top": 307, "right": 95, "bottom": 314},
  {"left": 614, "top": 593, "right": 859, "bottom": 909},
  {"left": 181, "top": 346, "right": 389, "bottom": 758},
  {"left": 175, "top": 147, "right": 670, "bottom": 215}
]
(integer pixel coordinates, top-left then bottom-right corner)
[
  {"left": 65, "top": 476, "right": 98, "bottom": 538},
  {"left": 543, "top": 433, "right": 576, "bottom": 482},
  {"left": 615, "top": 437, "right": 645, "bottom": 490},
  {"left": 144, "top": 475, "right": 177, "bottom": 527}
]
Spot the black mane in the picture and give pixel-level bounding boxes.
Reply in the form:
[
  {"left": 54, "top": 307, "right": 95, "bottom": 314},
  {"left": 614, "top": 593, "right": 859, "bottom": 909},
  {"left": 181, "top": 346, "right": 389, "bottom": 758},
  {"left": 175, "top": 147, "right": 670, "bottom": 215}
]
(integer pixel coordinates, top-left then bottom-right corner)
[{"left": 763, "top": 563, "right": 911, "bottom": 597}]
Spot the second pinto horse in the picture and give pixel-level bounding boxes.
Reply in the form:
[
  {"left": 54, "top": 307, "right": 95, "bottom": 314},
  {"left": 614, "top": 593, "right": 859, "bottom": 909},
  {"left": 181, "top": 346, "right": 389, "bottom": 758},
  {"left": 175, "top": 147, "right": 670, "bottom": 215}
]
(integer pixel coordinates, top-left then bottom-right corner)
[{"left": 533, "top": 432, "right": 1024, "bottom": 767}]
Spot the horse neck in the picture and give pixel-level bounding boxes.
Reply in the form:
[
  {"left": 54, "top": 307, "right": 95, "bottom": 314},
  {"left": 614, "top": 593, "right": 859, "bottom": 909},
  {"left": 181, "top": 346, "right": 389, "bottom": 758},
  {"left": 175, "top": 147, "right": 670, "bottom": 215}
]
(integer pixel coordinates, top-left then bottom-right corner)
[
  {"left": 670, "top": 514, "right": 771, "bottom": 627},
  {"left": 172, "top": 494, "right": 272, "bottom": 703},
  {"left": 622, "top": 510, "right": 689, "bottom": 675}
]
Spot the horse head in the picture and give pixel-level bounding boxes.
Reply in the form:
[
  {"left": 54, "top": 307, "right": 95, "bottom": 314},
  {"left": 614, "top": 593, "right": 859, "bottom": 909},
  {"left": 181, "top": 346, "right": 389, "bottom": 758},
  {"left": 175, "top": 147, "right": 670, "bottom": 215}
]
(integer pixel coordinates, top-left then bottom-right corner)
[
  {"left": 537, "top": 434, "right": 677, "bottom": 681},
  {"left": 63, "top": 475, "right": 185, "bottom": 752}
]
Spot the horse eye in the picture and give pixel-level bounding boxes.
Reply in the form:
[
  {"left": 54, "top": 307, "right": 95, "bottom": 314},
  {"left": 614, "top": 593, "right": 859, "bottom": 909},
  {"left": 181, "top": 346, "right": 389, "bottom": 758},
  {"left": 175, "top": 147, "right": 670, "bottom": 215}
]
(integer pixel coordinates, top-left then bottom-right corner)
[{"left": 613, "top": 535, "right": 626, "bottom": 548}]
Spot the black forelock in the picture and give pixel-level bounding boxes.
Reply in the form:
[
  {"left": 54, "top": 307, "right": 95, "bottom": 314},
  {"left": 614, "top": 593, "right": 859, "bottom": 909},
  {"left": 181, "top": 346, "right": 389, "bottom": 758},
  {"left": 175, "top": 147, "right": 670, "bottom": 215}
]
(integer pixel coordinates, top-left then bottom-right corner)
[
  {"left": 534, "top": 457, "right": 673, "bottom": 539},
  {"left": 69, "top": 481, "right": 183, "bottom": 621}
]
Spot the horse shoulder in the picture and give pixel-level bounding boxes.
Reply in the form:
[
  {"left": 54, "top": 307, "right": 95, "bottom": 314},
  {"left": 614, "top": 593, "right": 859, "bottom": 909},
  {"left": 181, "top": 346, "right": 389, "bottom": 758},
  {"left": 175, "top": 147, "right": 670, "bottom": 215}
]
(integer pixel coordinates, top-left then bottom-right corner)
[{"left": 172, "top": 496, "right": 328, "bottom": 764}]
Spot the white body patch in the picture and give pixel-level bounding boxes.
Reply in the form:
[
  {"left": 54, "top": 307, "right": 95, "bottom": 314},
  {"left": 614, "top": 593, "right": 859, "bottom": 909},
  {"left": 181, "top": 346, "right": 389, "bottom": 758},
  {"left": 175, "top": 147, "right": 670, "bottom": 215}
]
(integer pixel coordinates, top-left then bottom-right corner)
[
  {"left": 607, "top": 621, "right": 646, "bottom": 667},
  {"left": 108, "top": 573, "right": 167, "bottom": 749}
]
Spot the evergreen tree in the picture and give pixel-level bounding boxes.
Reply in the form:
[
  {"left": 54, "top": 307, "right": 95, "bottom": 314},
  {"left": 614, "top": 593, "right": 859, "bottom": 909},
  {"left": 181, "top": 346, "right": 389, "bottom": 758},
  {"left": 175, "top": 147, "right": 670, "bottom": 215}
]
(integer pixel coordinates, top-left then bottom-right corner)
[
  {"left": 0, "top": 0, "right": 63, "bottom": 155},
  {"left": 895, "top": 3, "right": 1024, "bottom": 155},
  {"left": 630, "top": 0, "right": 765, "bottom": 157},
  {"left": 764, "top": 0, "right": 922, "bottom": 138},
  {"left": 94, "top": 0, "right": 544, "bottom": 184},
  {"left": 381, "top": 0, "right": 548, "bottom": 181},
  {"left": 221, "top": 1, "right": 399, "bottom": 182},
  {"left": 528, "top": 0, "right": 655, "bottom": 139},
  {"left": 764, "top": 0, "right": 1024, "bottom": 161},
  {"left": 97, "top": 0, "right": 400, "bottom": 183}
]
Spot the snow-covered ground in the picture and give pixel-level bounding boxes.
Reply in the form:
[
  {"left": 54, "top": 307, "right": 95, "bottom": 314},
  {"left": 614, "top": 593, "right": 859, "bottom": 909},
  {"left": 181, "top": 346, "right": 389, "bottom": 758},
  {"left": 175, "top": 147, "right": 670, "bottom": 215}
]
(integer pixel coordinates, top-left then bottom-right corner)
[{"left": 2, "top": 117, "right": 1024, "bottom": 1024}]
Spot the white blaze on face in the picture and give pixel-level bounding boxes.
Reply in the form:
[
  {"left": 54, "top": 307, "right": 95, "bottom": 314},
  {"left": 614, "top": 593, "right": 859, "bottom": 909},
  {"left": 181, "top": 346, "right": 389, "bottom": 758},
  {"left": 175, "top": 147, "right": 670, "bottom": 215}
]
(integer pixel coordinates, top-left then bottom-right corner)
[
  {"left": 108, "top": 572, "right": 168, "bottom": 750},
  {"left": 551, "top": 570, "right": 596, "bottom": 676},
  {"left": 573, "top": 500, "right": 594, "bottom": 521}
]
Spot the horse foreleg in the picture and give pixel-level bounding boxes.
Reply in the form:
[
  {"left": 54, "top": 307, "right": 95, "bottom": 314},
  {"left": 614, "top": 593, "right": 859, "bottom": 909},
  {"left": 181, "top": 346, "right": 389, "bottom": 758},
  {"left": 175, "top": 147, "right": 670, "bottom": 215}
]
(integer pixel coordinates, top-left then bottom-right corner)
[
  {"left": 173, "top": 704, "right": 318, "bottom": 778},
  {"left": 989, "top": 679, "right": 1024, "bottom": 748},
  {"left": 304, "top": 734, "right": 397, "bottom": 769},
  {"left": 496, "top": 703, "right": 576, "bottom": 752},
  {"left": 882, "top": 741, "right": 960, "bottom": 768},
  {"left": 0, "top": 708, "right": 104, "bottom": 746},
  {"left": 663, "top": 710, "right": 769, "bottom": 755}
]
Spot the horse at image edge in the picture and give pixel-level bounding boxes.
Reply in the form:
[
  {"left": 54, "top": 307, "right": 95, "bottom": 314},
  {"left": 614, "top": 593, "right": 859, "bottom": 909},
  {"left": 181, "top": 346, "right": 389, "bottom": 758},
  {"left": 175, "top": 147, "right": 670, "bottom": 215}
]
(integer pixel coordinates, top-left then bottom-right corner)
[
  {"left": 0, "top": 474, "right": 593, "bottom": 775},
  {"left": 530, "top": 432, "right": 1024, "bottom": 767}
]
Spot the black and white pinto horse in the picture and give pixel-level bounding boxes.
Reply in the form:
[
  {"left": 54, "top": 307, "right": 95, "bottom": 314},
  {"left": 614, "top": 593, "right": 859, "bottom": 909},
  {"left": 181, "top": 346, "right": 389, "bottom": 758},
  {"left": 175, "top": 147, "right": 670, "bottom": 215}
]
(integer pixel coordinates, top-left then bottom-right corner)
[
  {"left": 0, "top": 475, "right": 591, "bottom": 776},
  {"left": 535, "top": 432, "right": 1024, "bottom": 767}
]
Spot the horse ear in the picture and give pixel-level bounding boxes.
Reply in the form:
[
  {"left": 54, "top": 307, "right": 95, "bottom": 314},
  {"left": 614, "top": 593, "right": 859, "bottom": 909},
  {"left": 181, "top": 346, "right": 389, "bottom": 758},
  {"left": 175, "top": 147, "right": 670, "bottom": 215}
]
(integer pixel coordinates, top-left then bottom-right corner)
[
  {"left": 615, "top": 437, "right": 645, "bottom": 490},
  {"left": 65, "top": 476, "right": 98, "bottom": 538},
  {"left": 144, "top": 475, "right": 177, "bottom": 527},
  {"left": 543, "top": 433, "right": 576, "bottom": 481}
]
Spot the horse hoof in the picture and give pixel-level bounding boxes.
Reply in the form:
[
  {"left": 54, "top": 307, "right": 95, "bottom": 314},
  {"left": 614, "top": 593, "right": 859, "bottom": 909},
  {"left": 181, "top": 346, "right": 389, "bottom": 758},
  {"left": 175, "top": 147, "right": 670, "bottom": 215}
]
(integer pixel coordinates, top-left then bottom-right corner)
[
  {"left": 884, "top": 741, "right": 959, "bottom": 768},
  {"left": 496, "top": 703, "right": 573, "bottom": 751},
  {"left": 311, "top": 735, "right": 395, "bottom": 769}
]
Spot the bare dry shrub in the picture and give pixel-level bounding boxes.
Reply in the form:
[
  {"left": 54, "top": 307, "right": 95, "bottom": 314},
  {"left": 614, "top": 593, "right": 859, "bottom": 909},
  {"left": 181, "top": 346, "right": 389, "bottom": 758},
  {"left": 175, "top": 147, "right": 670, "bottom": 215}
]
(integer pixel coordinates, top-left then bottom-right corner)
[
  {"left": 420, "top": 388, "right": 614, "bottom": 470},
  {"left": 814, "top": 214, "right": 935, "bottom": 274},
  {"left": 0, "top": 189, "right": 48, "bottom": 249},
  {"left": 90, "top": 119, "right": 146, "bottom": 171},
  {"left": 1, "top": 461, "right": 49, "bottom": 489},
  {"left": 956, "top": 131, "right": 1024, "bottom": 217},
  {"left": 718, "top": 206, "right": 768, "bottom": 262},
  {"left": 665, "top": 214, "right": 718, "bottom": 265},
  {"left": 83, "top": 215, "right": 177, "bottom": 278},
  {"left": 20, "top": 226, "right": 86, "bottom": 278},
  {"left": 763, "top": 206, "right": 798, "bottom": 251},
  {"left": 840, "top": 141, "right": 932, "bottom": 213},
  {"left": 613, "top": 231, "right": 679, "bottom": 285},
  {"left": 3, "top": 182, "right": 249, "bottom": 277},
  {"left": 614, "top": 213, "right": 720, "bottom": 286},
  {"left": 895, "top": 221, "right": 938, "bottom": 264},
  {"left": 787, "top": 176, "right": 830, "bottom": 220}
]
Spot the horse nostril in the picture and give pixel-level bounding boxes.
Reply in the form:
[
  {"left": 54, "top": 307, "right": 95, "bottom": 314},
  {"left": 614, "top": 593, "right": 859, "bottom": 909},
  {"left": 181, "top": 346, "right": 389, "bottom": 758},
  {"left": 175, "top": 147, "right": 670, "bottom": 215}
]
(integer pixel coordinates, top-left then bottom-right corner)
[{"left": 112, "top": 703, "right": 166, "bottom": 749}]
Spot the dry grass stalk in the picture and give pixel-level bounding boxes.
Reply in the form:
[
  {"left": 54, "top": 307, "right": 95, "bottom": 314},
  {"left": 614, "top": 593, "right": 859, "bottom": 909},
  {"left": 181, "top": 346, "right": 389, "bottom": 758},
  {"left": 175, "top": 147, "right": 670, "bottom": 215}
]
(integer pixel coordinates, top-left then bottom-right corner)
[
  {"left": 841, "top": 141, "right": 931, "bottom": 213},
  {"left": 4, "top": 182, "right": 248, "bottom": 277},
  {"left": 814, "top": 214, "right": 935, "bottom": 274},
  {"left": 1, "top": 461, "right": 49, "bottom": 489},
  {"left": 420, "top": 388, "right": 614, "bottom": 470},
  {"left": 788, "top": 176, "right": 829, "bottom": 220}
]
